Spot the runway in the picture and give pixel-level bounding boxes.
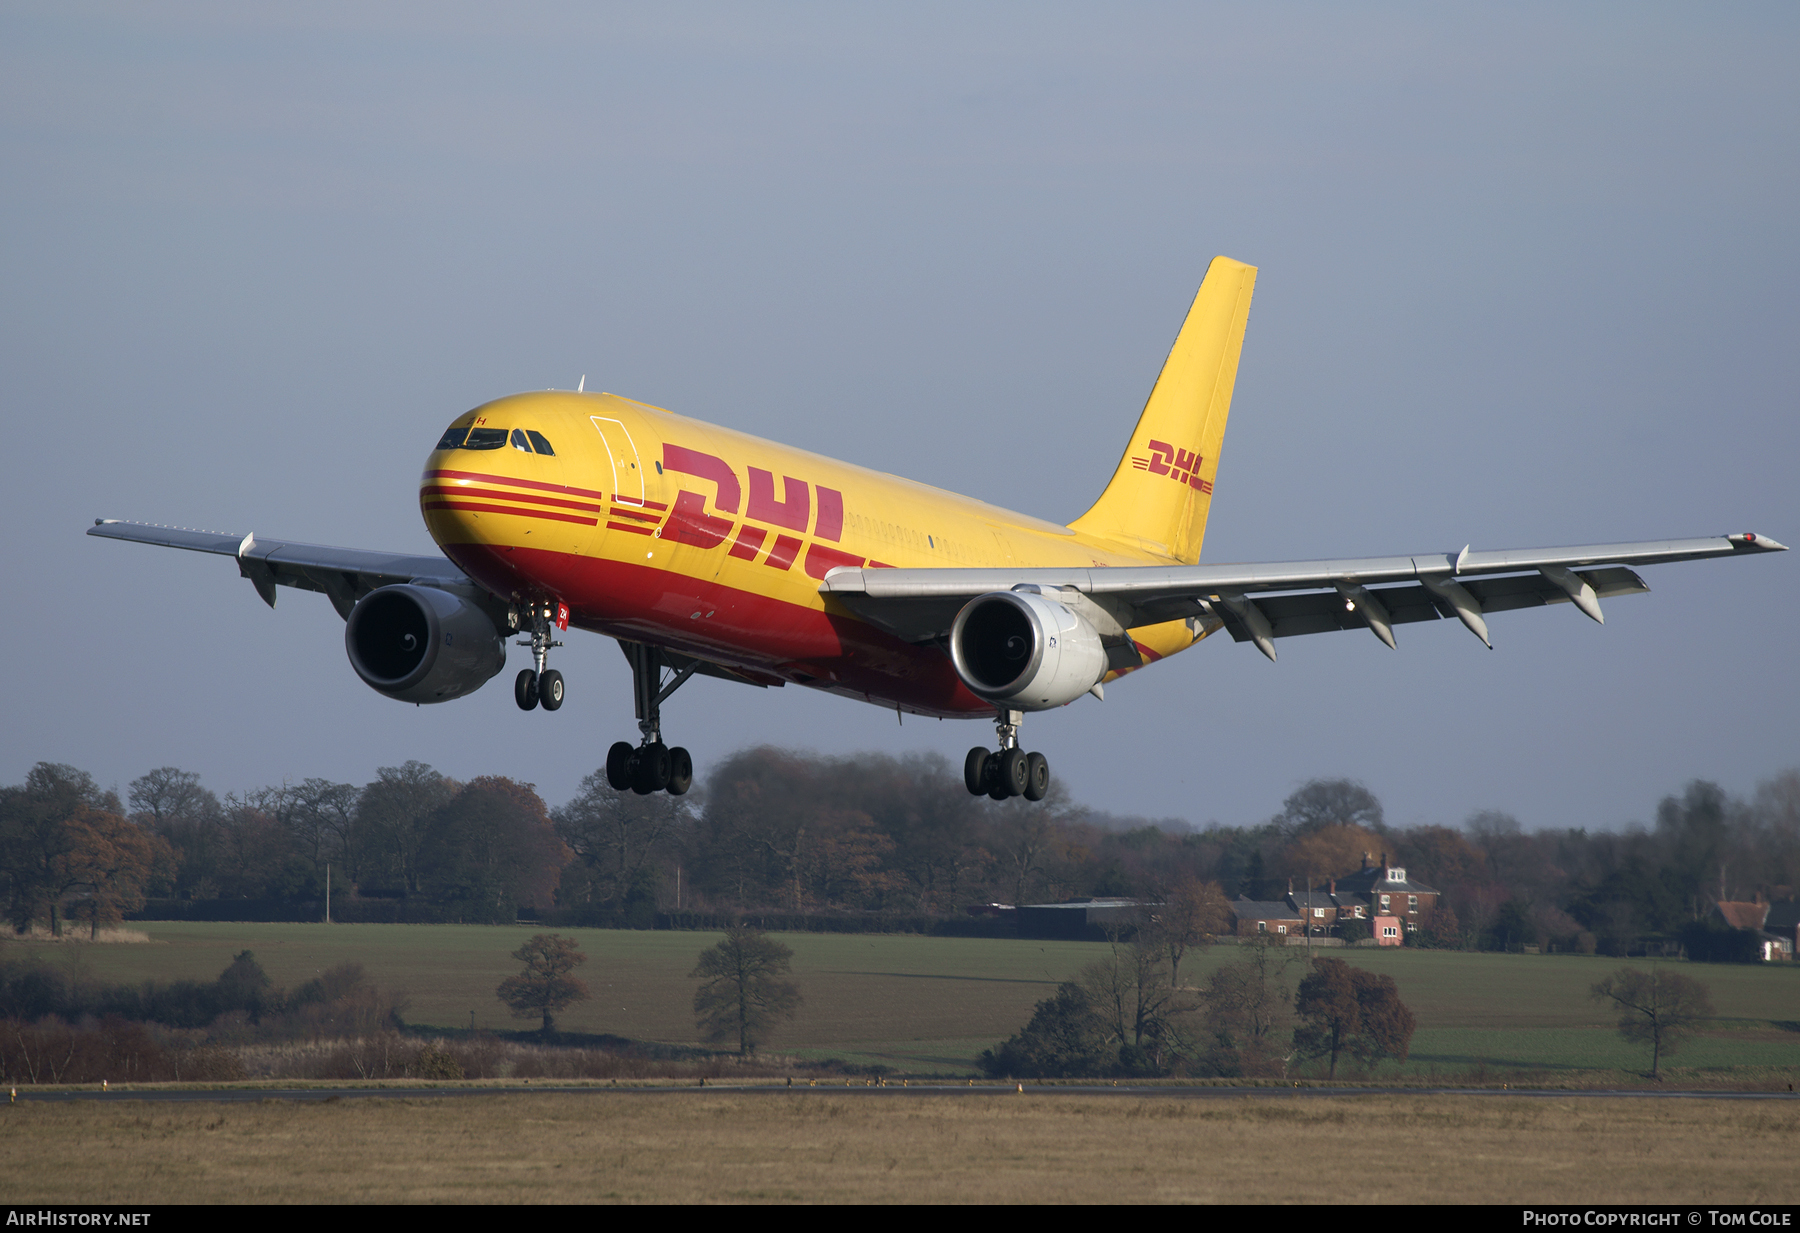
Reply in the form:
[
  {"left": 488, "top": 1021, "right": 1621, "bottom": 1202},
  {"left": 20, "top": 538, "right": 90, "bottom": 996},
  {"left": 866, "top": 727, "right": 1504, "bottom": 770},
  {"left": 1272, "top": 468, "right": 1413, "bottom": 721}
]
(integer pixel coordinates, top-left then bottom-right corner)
[{"left": 13, "top": 1082, "right": 1799, "bottom": 1103}]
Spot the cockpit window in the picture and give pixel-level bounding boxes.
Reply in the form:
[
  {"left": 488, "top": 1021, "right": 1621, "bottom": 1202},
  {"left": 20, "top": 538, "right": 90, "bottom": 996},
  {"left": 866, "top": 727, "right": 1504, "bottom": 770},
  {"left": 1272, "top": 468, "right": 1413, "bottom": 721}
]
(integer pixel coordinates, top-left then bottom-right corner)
[
  {"left": 526, "top": 430, "right": 555, "bottom": 456},
  {"left": 435, "top": 426, "right": 469, "bottom": 450},
  {"left": 510, "top": 428, "right": 533, "bottom": 453},
  {"left": 463, "top": 428, "right": 508, "bottom": 450}
]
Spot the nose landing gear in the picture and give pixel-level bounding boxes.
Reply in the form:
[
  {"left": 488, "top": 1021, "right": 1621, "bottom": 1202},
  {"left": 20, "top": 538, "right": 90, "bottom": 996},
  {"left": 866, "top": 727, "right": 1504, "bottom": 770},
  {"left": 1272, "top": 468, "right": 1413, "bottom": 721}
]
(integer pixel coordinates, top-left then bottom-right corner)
[
  {"left": 964, "top": 708, "right": 1050, "bottom": 801},
  {"left": 604, "top": 641, "right": 696, "bottom": 796},
  {"left": 514, "top": 603, "right": 566, "bottom": 712}
]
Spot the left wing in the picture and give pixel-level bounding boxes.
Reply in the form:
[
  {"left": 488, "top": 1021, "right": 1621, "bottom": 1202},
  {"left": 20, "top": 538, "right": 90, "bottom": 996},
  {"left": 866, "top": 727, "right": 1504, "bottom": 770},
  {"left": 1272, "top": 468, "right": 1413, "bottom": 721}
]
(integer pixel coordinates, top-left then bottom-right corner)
[
  {"left": 819, "top": 532, "right": 1785, "bottom": 660},
  {"left": 87, "top": 519, "right": 474, "bottom": 619}
]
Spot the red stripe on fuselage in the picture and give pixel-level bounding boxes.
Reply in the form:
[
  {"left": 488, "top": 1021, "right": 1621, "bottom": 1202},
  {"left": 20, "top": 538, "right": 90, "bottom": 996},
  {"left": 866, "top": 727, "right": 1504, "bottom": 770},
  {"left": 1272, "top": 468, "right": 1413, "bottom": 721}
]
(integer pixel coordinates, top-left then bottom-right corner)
[
  {"left": 440, "top": 541, "right": 991, "bottom": 718},
  {"left": 422, "top": 500, "right": 598, "bottom": 527},
  {"left": 425, "top": 468, "right": 609, "bottom": 500},
  {"left": 421, "top": 484, "right": 604, "bottom": 514}
]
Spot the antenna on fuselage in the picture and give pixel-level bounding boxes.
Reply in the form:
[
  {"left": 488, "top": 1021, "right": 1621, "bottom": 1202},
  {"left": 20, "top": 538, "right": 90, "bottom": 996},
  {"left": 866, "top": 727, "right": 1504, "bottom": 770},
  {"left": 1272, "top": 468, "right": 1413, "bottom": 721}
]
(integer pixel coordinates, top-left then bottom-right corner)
[{"left": 578, "top": 374, "right": 586, "bottom": 392}]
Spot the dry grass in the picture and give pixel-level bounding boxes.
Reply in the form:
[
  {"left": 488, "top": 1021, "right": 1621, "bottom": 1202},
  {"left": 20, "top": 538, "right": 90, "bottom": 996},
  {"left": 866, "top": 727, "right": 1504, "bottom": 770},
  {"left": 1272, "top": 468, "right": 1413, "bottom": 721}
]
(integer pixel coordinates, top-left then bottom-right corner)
[{"left": 1, "top": 1092, "right": 1795, "bottom": 1204}]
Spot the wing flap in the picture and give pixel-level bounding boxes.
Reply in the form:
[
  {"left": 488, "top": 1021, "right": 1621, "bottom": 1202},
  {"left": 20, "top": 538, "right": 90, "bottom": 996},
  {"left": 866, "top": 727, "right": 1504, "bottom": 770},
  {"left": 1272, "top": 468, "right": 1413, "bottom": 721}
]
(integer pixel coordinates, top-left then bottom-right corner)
[{"left": 821, "top": 535, "right": 1774, "bottom": 648}]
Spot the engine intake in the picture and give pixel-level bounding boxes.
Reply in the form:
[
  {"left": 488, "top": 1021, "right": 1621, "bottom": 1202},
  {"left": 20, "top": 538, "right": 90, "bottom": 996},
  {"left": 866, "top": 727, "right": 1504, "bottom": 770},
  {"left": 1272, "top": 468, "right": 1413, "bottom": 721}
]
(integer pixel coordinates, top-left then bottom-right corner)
[
  {"left": 345, "top": 584, "right": 506, "bottom": 703},
  {"left": 949, "top": 589, "right": 1107, "bottom": 710}
]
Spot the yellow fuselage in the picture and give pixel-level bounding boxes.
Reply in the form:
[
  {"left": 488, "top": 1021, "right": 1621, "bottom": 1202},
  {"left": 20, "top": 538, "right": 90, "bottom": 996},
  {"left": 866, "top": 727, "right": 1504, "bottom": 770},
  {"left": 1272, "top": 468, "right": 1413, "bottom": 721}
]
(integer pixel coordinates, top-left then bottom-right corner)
[{"left": 422, "top": 391, "right": 1204, "bottom": 717}]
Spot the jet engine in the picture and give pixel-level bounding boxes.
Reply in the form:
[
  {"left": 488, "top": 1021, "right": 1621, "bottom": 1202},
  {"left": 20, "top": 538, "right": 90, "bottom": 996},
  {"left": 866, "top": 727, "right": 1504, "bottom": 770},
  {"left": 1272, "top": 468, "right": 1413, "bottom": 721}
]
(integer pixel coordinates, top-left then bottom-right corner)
[
  {"left": 344, "top": 584, "right": 506, "bottom": 703},
  {"left": 948, "top": 589, "right": 1108, "bottom": 710}
]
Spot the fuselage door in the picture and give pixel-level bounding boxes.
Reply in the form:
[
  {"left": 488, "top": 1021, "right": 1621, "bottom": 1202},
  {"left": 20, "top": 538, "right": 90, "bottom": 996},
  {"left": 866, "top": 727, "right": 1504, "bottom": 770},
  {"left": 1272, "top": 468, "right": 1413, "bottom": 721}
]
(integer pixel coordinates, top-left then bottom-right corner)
[{"left": 590, "top": 416, "right": 645, "bottom": 506}]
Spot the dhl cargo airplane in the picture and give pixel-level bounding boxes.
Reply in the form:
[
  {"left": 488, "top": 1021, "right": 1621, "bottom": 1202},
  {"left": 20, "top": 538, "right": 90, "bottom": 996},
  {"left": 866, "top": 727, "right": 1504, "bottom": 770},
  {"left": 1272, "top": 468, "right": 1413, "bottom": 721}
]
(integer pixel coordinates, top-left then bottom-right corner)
[{"left": 89, "top": 256, "right": 1785, "bottom": 801}]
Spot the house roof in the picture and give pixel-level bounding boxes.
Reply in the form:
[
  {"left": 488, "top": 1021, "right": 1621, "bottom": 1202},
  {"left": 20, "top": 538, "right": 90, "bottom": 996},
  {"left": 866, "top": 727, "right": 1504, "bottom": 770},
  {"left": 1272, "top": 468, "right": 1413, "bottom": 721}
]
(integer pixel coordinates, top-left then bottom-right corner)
[
  {"left": 1334, "top": 867, "right": 1438, "bottom": 895},
  {"left": 1289, "top": 889, "right": 1341, "bottom": 913},
  {"left": 1715, "top": 900, "right": 1769, "bottom": 931},
  {"left": 1763, "top": 900, "right": 1800, "bottom": 931},
  {"left": 1230, "top": 898, "right": 1302, "bottom": 922}
]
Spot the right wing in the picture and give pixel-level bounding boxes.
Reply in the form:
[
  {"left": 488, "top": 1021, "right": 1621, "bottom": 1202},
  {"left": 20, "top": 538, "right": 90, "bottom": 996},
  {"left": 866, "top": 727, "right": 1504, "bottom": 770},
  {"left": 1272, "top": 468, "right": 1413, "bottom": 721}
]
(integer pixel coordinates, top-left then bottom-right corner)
[
  {"left": 87, "top": 519, "right": 472, "bottom": 619},
  {"left": 819, "top": 532, "right": 1786, "bottom": 660}
]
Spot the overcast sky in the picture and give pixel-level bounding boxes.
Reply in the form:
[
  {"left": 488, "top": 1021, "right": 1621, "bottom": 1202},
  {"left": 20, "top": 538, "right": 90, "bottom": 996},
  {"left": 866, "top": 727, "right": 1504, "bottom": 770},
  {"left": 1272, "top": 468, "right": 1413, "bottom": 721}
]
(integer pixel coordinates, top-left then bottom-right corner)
[{"left": 3, "top": 3, "right": 1795, "bottom": 834}]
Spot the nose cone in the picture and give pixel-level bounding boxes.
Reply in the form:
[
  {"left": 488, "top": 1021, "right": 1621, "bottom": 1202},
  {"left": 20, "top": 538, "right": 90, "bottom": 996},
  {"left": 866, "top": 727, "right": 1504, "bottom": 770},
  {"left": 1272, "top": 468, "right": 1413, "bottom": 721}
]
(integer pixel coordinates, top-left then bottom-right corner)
[{"left": 418, "top": 394, "right": 602, "bottom": 568}]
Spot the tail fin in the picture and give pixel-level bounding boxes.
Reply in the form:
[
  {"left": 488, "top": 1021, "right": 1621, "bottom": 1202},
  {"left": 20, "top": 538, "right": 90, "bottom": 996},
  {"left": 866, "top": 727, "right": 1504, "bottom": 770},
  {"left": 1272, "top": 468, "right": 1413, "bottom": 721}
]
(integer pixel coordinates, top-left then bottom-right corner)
[{"left": 1069, "top": 256, "right": 1257, "bottom": 564}]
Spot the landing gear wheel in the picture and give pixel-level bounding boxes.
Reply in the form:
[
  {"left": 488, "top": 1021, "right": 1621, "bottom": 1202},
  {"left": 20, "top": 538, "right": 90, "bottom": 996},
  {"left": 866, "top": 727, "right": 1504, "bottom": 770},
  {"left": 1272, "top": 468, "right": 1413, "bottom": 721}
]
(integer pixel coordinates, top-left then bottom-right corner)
[
  {"left": 631, "top": 742, "right": 672, "bottom": 796},
  {"left": 538, "top": 669, "right": 564, "bottom": 711},
  {"left": 999, "top": 748, "right": 1030, "bottom": 798},
  {"left": 667, "top": 746, "right": 693, "bottom": 796},
  {"left": 606, "top": 741, "right": 635, "bottom": 790},
  {"left": 1023, "top": 752, "right": 1050, "bottom": 802},
  {"left": 964, "top": 748, "right": 991, "bottom": 796},
  {"left": 514, "top": 669, "right": 539, "bottom": 711}
]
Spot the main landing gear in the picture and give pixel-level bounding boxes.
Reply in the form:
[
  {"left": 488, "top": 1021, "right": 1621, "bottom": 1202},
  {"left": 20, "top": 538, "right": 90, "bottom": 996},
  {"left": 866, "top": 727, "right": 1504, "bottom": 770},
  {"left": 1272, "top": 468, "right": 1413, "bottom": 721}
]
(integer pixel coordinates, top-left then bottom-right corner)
[
  {"left": 964, "top": 708, "right": 1051, "bottom": 802},
  {"left": 514, "top": 604, "right": 566, "bottom": 712},
  {"left": 605, "top": 641, "right": 695, "bottom": 797}
]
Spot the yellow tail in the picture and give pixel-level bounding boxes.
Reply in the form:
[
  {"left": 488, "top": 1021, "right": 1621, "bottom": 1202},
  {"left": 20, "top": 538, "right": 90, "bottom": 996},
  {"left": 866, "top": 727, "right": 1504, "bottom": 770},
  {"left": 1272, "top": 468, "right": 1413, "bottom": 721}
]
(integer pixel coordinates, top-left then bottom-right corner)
[{"left": 1069, "top": 256, "right": 1257, "bottom": 564}]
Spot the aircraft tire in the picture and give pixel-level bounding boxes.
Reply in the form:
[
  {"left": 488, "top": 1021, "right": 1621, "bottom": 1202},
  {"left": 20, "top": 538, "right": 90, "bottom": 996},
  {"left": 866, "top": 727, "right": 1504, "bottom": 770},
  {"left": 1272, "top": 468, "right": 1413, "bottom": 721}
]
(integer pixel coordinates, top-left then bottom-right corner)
[
  {"left": 963, "top": 748, "right": 990, "bottom": 796},
  {"left": 606, "top": 741, "right": 634, "bottom": 791},
  {"left": 999, "top": 749, "right": 1030, "bottom": 798},
  {"left": 667, "top": 746, "right": 694, "bottom": 796},
  {"left": 514, "top": 669, "right": 539, "bottom": 711},
  {"left": 539, "top": 669, "right": 565, "bottom": 711},
  {"left": 633, "top": 742, "right": 672, "bottom": 795},
  {"left": 1023, "top": 752, "right": 1049, "bottom": 802}
]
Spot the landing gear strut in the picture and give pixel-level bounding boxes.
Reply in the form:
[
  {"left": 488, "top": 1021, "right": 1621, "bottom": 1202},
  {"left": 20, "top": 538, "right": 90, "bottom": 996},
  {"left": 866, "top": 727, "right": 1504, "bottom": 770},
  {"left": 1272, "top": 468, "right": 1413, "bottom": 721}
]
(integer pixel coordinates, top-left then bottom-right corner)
[
  {"left": 964, "top": 708, "right": 1050, "bottom": 801},
  {"left": 605, "top": 641, "right": 695, "bottom": 797},
  {"left": 513, "top": 603, "right": 566, "bottom": 712}
]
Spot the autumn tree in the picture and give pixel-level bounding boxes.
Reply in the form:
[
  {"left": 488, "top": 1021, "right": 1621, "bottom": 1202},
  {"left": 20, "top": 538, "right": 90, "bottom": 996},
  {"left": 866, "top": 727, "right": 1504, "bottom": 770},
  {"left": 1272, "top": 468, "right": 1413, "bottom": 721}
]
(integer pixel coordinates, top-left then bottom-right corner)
[
  {"left": 1591, "top": 966, "right": 1713, "bottom": 1080},
  {"left": 64, "top": 809, "right": 175, "bottom": 938},
  {"left": 691, "top": 926, "right": 801, "bottom": 1055},
  {"left": 1292, "top": 958, "right": 1415, "bottom": 1078},
  {"left": 496, "top": 933, "right": 590, "bottom": 1034},
  {"left": 0, "top": 763, "right": 125, "bottom": 933},
  {"left": 1147, "top": 878, "right": 1230, "bottom": 991}
]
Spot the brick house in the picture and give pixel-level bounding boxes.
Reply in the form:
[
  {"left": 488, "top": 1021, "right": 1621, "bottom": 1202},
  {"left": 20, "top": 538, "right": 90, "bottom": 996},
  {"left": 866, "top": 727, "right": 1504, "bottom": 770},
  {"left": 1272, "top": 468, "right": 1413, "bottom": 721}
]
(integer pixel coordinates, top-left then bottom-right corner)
[
  {"left": 1331, "top": 853, "right": 1441, "bottom": 934},
  {"left": 1712, "top": 899, "right": 1796, "bottom": 961}
]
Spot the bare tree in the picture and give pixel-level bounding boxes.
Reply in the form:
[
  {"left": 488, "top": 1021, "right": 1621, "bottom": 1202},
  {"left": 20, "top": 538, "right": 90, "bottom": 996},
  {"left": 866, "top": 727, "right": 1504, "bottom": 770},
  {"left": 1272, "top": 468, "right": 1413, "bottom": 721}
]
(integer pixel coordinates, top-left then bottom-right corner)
[
  {"left": 1591, "top": 966, "right": 1713, "bottom": 1080},
  {"left": 1276, "top": 780, "right": 1384, "bottom": 838},
  {"left": 356, "top": 762, "right": 454, "bottom": 894},
  {"left": 691, "top": 926, "right": 801, "bottom": 1055},
  {"left": 1203, "top": 938, "right": 1300, "bottom": 1076},
  {"left": 553, "top": 768, "right": 689, "bottom": 914}
]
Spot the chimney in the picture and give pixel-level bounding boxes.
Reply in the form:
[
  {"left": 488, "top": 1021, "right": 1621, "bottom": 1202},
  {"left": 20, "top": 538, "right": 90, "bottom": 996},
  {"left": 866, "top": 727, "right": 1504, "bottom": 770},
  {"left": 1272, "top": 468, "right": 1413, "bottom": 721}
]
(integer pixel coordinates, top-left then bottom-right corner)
[
  {"left": 1380, "top": 852, "right": 1389, "bottom": 879},
  {"left": 1362, "top": 851, "right": 1371, "bottom": 872}
]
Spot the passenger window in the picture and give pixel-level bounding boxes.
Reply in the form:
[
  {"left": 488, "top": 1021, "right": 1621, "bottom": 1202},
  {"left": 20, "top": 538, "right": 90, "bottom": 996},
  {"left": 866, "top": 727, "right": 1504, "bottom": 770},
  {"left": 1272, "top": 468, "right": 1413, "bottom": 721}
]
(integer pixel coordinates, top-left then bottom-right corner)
[
  {"left": 510, "top": 429, "right": 533, "bottom": 453},
  {"left": 435, "top": 426, "right": 469, "bottom": 450},
  {"left": 463, "top": 428, "right": 507, "bottom": 450},
  {"left": 526, "top": 430, "right": 555, "bottom": 456}
]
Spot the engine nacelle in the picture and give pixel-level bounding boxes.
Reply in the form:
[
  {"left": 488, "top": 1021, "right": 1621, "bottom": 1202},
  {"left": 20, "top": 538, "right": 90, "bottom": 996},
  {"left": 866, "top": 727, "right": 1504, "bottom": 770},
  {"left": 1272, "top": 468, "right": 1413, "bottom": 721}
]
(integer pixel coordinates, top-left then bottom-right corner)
[
  {"left": 949, "top": 589, "right": 1108, "bottom": 711},
  {"left": 344, "top": 584, "right": 506, "bottom": 704}
]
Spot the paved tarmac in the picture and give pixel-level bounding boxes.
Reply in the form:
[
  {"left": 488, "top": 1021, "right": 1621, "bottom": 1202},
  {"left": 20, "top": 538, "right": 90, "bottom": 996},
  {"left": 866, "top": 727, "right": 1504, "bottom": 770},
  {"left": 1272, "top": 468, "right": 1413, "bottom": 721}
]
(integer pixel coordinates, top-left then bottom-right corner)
[{"left": 11, "top": 1083, "right": 1799, "bottom": 1104}]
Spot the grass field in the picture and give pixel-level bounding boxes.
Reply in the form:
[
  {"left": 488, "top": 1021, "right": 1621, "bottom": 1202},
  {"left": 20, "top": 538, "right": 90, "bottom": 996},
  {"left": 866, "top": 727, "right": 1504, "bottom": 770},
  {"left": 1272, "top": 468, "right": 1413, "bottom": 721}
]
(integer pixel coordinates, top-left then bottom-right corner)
[
  {"left": 10, "top": 923, "right": 1800, "bottom": 1080},
  {"left": 2, "top": 1091, "right": 1796, "bottom": 1204}
]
